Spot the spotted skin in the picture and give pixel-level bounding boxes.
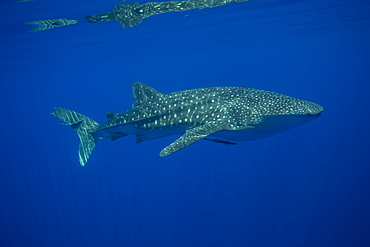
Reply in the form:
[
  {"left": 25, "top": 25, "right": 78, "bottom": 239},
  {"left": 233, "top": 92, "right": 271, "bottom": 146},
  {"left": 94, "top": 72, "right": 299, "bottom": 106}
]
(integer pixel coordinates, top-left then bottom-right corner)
[{"left": 51, "top": 82, "right": 323, "bottom": 166}]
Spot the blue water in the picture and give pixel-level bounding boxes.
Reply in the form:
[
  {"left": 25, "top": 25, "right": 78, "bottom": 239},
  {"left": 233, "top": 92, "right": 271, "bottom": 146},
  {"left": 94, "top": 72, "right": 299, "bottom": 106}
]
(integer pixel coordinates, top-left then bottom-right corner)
[{"left": 1, "top": 0, "right": 370, "bottom": 246}]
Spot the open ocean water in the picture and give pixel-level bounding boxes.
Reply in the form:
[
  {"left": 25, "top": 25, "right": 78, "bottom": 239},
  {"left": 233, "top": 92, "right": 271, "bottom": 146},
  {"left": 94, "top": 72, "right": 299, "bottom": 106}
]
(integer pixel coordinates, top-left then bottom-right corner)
[{"left": 1, "top": 0, "right": 370, "bottom": 246}]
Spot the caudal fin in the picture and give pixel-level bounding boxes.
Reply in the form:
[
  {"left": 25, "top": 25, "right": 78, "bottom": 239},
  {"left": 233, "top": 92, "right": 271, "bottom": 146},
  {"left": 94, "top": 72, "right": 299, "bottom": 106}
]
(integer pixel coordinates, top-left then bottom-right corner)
[{"left": 51, "top": 107, "right": 100, "bottom": 166}]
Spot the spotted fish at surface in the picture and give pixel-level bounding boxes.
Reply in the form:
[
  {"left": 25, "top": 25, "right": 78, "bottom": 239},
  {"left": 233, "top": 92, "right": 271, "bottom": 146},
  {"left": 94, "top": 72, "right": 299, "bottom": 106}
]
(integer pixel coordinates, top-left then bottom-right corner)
[{"left": 51, "top": 82, "right": 324, "bottom": 166}]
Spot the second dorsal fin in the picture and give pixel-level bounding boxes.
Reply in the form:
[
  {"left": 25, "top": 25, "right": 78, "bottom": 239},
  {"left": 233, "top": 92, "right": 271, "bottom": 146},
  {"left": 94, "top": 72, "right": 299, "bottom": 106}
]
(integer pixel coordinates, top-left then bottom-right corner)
[{"left": 106, "top": 112, "right": 118, "bottom": 121}]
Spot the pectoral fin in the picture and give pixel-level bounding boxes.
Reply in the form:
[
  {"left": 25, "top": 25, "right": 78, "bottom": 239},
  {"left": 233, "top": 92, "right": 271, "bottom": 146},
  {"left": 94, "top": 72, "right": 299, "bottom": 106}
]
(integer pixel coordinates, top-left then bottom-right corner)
[{"left": 160, "top": 120, "right": 226, "bottom": 157}]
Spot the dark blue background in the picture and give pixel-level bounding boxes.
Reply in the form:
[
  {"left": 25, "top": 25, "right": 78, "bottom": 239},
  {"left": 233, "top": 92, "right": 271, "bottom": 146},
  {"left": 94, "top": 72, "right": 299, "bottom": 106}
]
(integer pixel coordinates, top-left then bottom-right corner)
[{"left": 1, "top": 0, "right": 370, "bottom": 246}]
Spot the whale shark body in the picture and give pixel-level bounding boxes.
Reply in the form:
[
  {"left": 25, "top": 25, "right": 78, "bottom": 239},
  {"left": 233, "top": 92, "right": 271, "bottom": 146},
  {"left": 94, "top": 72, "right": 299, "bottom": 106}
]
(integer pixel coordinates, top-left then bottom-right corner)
[{"left": 51, "top": 82, "right": 323, "bottom": 166}]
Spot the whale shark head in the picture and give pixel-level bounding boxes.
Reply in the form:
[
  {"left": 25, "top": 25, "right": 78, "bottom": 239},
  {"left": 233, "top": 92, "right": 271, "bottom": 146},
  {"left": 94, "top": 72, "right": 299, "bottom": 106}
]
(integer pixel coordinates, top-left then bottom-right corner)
[{"left": 223, "top": 91, "right": 324, "bottom": 141}]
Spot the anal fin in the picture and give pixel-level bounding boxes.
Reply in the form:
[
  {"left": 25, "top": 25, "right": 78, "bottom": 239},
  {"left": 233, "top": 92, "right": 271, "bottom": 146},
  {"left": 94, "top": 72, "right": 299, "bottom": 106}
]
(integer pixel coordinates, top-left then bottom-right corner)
[{"left": 136, "top": 135, "right": 147, "bottom": 144}]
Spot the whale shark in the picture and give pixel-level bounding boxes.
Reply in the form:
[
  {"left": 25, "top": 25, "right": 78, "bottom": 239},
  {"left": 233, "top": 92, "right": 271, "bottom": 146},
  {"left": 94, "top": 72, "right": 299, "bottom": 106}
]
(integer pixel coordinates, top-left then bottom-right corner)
[{"left": 51, "top": 82, "right": 323, "bottom": 166}]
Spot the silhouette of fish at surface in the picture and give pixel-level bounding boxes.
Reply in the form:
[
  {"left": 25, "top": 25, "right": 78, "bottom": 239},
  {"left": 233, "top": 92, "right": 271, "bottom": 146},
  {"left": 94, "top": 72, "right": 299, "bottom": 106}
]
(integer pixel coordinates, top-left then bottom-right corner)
[
  {"left": 51, "top": 82, "right": 323, "bottom": 166},
  {"left": 24, "top": 0, "right": 249, "bottom": 31},
  {"left": 25, "top": 19, "right": 77, "bottom": 32},
  {"left": 85, "top": 0, "right": 249, "bottom": 28}
]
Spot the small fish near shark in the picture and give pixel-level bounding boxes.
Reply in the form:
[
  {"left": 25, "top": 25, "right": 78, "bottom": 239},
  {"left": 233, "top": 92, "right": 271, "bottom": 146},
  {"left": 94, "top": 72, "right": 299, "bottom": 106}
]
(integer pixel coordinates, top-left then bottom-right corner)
[
  {"left": 203, "top": 137, "right": 237, "bottom": 146},
  {"left": 51, "top": 82, "right": 323, "bottom": 166}
]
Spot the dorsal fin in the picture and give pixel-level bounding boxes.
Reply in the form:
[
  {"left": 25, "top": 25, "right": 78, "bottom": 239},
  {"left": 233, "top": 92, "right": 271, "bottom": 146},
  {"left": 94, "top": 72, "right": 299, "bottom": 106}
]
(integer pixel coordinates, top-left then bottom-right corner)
[
  {"left": 132, "top": 82, "right": 161, "bottom": 107},
  {"left": 106, "top": 112, "right": 118, "bottom": 121}
]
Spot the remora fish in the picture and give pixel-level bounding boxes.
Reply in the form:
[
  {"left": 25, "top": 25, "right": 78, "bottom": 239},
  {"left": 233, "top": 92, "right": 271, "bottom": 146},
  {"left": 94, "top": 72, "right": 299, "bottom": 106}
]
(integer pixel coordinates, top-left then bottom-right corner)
[
  {"left": 51, "top": 82, "right": 323, "bottom": 166},
  {"left": 203, "top": 137, "right": 237, "bottom": 145}
]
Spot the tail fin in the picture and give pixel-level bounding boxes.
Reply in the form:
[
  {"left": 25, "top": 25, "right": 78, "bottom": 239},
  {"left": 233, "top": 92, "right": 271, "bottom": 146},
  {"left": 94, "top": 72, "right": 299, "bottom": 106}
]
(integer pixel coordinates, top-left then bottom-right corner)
[{"left": 51, "top": 107, "right": 100, "bottom": 166}]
